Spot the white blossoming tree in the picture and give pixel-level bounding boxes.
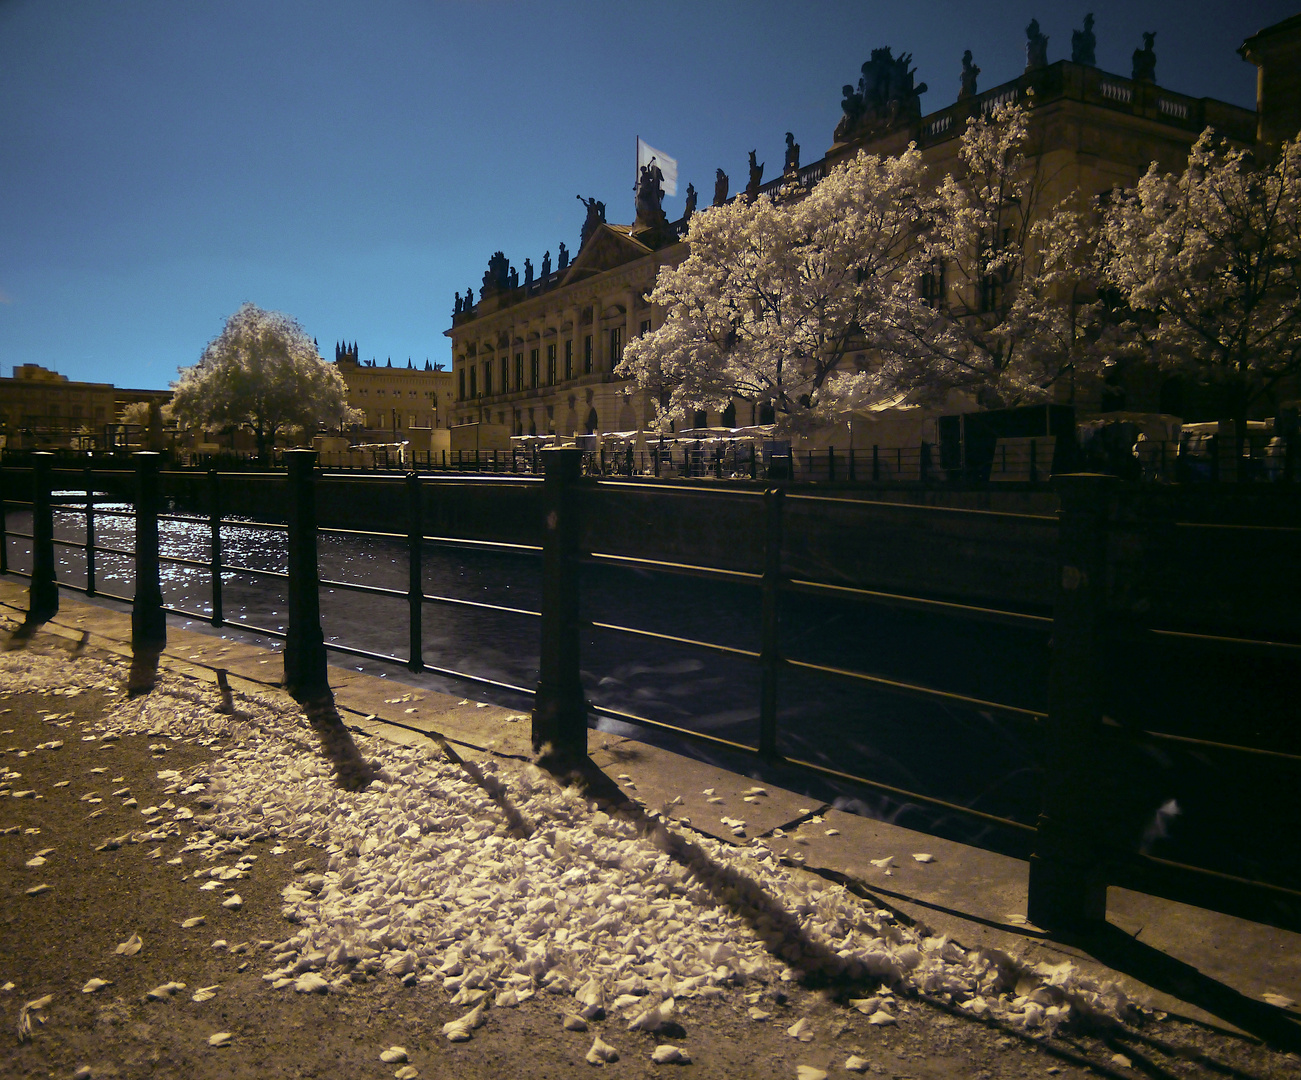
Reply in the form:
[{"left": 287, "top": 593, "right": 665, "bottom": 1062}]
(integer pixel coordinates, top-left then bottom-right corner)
[
  {"left": 172, "top": 303, "right": 359, "bottom": 463},
  {"left": 618, "top": 147, "right": 930, "bottom": 432},
  {"left": 1100, "top": 131, "right": 1301, "bottom": 471},
  {"left": 881, "top": 103, "right": 1108, "bottom": 409}
]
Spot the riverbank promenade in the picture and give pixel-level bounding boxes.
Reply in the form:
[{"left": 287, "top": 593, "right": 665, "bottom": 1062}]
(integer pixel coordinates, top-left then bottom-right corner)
[{"left": 2, "top": 578, "right": 1299, "bottom": 1077}]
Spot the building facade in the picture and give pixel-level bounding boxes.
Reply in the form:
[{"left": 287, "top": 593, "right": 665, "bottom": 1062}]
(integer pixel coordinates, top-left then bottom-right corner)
[
  {"left": 445, "top": 20, "right": 1270, "bottom": 434},
  {"left": 0, "top": 364, "right": 118, "bottom": 448},
  {"left": 331, "top": 343, "right": 454, "bottom": 440}
]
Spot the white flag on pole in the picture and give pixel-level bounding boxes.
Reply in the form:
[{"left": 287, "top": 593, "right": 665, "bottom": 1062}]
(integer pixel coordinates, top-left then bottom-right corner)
[{"left": 637, "top": 137, "right": 678, "bottom": 197}]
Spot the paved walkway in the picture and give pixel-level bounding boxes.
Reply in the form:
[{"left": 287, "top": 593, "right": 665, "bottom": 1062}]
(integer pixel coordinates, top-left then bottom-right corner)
[{"left": 2, "top": 577, "right": 1298, "bottom": 1049}]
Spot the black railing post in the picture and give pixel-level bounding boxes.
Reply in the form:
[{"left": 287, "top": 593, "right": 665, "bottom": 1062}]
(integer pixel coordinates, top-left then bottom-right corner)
[
  {"left": 29, "top": 452, "right": 58, "bottom": 620},
  {"left": 283, "top": 449, "right": 328, "bottom": 699},
  {"left": 758, "top": 487, "right": 784, "bottom": 760},
  {"left": 208, "top": 468, "right": 223, "bottom": 627},
  {"left": 131, "top": 452, "right": 166, "bottom": 646},
  {"left": 828, "top": 446, "right": 836, "bottom": 482},
  {"left": 407, "top": 470, "right": 424, "bottom": 672},
  {"left": 1028, "top": 473, "right": 1116, "bottom": 932},
  {"left": 84, "top": 465, "right": 96, "bottom": 597},
  {"left": 532, "top": 447, "right": 589, "bottom": 760}
]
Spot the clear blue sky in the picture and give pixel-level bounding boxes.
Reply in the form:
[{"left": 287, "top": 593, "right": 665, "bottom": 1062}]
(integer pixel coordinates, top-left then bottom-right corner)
[{"left": 2, "top": 0, "right": 1294, "bottom": 391}]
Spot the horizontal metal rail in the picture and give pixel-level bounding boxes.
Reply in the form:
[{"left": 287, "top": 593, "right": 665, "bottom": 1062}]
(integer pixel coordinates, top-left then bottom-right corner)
[
  {"left": 590, "top": 620, "right": 761, "bottom": 661},
  {"left": 587, "top": 551, "right": 762, "bottom": 584},
  {"left": 1139, "top": 728, "right": 1301, "bottom": 765},
  {"left": 321, "top": 637, "right": 533, "bottom": 697},
  {"left": 319, "top": 576, "right": 405, "bottom": 601},
  {"left": 589, "top": 703, "right": 762, "bottom": 756},
  {"left": 787, "top": 491, "right": 1059, "bottom": 523},
  {"left": 1147, "top": 626, "right": 1301, "bottom": 657},
  {"left": 1129, "top": 852, "right": 1301, "bottom": 904},
  {"left": 786, "top": 578, "right": 1053, "bottom": 630},
  {"left": 785, "top": 657, "right": 1047, "bottom": 722},
  {"left": 779, "top": 753, "right": 1037, "bottom": 834},
  {"left": 588, "top": 702, "right": 1035, "bottom": 834}
]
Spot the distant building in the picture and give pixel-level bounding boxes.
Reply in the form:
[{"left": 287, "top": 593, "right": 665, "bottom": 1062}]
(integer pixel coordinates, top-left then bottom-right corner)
[
  {"left": 331, "top": 342, "right": 453, "bottom": 440},
  {"left": 446, "top": 18, "right": 1279, "bottom": 432},
  {"left": 0, "top": 364, "right": 118, "bottom": 449}
]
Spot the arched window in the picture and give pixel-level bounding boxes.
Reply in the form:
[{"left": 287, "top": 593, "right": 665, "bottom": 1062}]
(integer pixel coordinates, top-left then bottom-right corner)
[
  {"left": 758, "top": 403, "right": 775, "bottom": 425},
  {"left": 693, "top": 409, "right": 708, "bottom": 429},
  {"left": 721, "top": 402, "right": 736, "bottom": 428}
]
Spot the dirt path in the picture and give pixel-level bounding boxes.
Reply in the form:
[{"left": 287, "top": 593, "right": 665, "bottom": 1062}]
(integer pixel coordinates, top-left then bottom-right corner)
[{"left": 1, "top": 637, "right": 1295, "bottom": 1080}]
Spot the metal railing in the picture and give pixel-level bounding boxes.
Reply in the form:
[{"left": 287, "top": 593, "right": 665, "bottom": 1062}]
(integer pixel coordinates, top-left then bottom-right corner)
[{"left": 2, "top": 450, "right": 1298, "bottom": 936}]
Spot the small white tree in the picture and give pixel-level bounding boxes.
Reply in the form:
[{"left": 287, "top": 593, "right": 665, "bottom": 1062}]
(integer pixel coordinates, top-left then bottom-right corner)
[
  {"left": 618, "top": 147, "right": 930, "bottom": 432},
  {"left": 1101, "top": 130, "right": 1301, "bottom": 465},
  {"left": 172, "top": 303, "right": 359, "bottom": 462},
  {"left": 880, "top": 103, "right": 1109, "bottom": 408}
]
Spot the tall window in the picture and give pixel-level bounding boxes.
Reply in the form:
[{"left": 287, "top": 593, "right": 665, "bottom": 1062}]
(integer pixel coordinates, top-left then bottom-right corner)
[
  {"left": 584, "top": 335, "right": 593, "bottom": 374},
  {"left": 468, "top": 366, "right": 477, "bottom": 398},
  {"left": 483, "top": 361, "right": 492, "bottom": 396},
  {"left": 609, "top": 326, "right": 623, "bottom": 365},
  {"left": 458, "top": 368, "right": 466, "bottom": 400},
  {"left": 515, "top": 352, "right": 524, "bottom": 390},
  {"left": 530, "top": 348, "right": 539, "bottom": 387},
  {"left": 564, "top": 339, "right": 573, "bottom": 380},
  {"left": 546, "top": 343, "right": 556, "bottom": 385},
  {"left": 500, "top": 357, "right": 508, "bottom": 391},
  {"left": 639, "top": 319, "right": 652, "bottom": 336},
  {"left": 920, "top": 260, "right": 946, "bottom": 307}
]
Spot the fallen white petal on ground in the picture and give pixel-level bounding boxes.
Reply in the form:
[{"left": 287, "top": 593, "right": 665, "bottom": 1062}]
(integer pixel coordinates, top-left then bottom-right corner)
[
  {"left": 1263, "top": 993, "right": 1295, "bottom": 1009},
  {"left": 0, "top": 649, "right": 1139, "bottom": 1042},
  {"left": 145, "top": 982, "right": 186, "bottom": 1001},
  {"left": 208, "top": 1032, "right": 232, "bottom": 1047},
  {"left": 651, "top": 1044, "right": 691, "bottom": 1063},
  {"left": 586, "top": 1035, "right": 619, "bottom": 1064},
  {"left": 81, "top": 978, "right": 112, "bottom": 993},
  {"left": 844, "top": 1055, "right": 869, "bottom": 1072},
  {"left": 192, "top": 985, "right": 220, "bottom": 1002},
  {"left": 786, "top": 1017, "right": 814, "bottom": 1042},
  {"left": 114, "top": 933, "right": 143, "bottom": 957},
  {"left": 379, "top": 1046, "right": 408, "bottom": 1063},
  {"left": 912, "top": 853, "right": 934, "bottom": 863},
  {"left": 796, "top": 1067, "right": 827, "bottom": 1080}
]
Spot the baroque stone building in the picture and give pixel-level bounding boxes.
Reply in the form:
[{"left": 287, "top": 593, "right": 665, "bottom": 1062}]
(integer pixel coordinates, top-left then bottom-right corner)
[
  {"left": 0, "top": 364, "right": 119, "bottom": 448},
  {"left": 447, "top": 17, "right": 1281, "bottom": 435},
  {"left": 332, "top": 342, "right": 454, "bottom": 440}
]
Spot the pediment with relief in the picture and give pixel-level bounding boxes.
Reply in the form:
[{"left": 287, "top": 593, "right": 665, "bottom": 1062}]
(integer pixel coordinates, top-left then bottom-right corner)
[{"left": 559, "top": 224, "right": 655, "bottom": 285}]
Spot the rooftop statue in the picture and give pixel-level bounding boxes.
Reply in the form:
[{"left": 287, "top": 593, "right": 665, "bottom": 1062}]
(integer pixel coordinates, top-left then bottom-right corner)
[
  {"left": 524, "top": 257, "right": 534, "bottom": 286},
  {"left": 577, "top": 195, "right": 606, "bottom": 248},
  {"left": 464, "top": 288, "right": 474, "bottom": 311},
  {"left": 959, "top": 49, "right": 980, "bottom": 99},
  {"left": 745, "top": 150, "right": 764, "bottom": 200},
  {"left": 1025, "top": 19, "right": 1049, "bottom": 71},
  {"left": 558, "top": 241, "right": 569, "bottom": 270},
  {"left": 508, "top": 265, "right": 519, "bottom": 290},
  {"left": 634, "top": 156, "right": 667, "bottom": 230},
  {"left": 1132, "top": 31, "right": 1156, "bottom": 82},
  {"left": 453, "top": 293, "right": 463, "bottom": 316},
  {"left": 481, "top": 251, "right": 510, "bottom": 296},
  {"left": 683, "top": 182, "right": 698, "bottom": 220},
  {"left": 713, "top": 168, "right": 729, "bottom": 206},
  {"left": 541, "top": 249, "right": 551, "bottom": 278},
  {"left": 784, "top": 132, "right": 800, "bottom": 174},
  {"left": 834, "top": 46, "right": 928, "bottom": 142},
  {"left": 1071, "top": 13, "right": 1097, "bottom": 66}
]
